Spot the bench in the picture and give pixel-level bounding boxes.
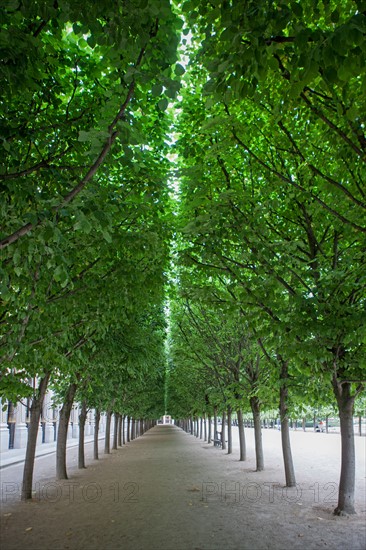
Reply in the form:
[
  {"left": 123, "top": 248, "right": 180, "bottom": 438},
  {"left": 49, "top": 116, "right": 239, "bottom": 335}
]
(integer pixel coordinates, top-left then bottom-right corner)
[{"left": 212, "top": 431, "right": 222, "bottom": 447}]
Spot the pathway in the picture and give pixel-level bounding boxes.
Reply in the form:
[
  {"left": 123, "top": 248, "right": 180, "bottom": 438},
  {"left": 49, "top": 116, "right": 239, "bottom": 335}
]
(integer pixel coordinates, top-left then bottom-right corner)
[{"left": 1, "top": 425, "right": 365, "bottom": 549}]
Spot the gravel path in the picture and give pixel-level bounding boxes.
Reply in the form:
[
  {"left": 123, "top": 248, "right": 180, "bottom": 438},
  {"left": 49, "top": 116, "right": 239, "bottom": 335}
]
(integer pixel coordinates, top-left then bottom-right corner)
[{"left": 1, "top": 424, "right": 365, "bottom": 550}]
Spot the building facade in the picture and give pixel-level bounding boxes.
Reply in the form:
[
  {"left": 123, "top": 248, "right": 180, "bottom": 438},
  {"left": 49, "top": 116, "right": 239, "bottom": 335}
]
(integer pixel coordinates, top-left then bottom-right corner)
[{"left": 0, "top": 392, "right": 106, "bottom": 455}]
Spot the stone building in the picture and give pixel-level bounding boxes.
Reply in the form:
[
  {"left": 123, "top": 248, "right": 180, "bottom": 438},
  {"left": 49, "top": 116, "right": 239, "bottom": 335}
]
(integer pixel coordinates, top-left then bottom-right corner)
[{"left": 0, "top": 391, "right": 105, "bottom": 455}]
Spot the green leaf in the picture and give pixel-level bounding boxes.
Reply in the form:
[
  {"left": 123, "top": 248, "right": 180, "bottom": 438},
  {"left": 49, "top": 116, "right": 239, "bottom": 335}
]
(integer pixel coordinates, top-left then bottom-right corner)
[
  {"left": 78, "top": 130, "right": 92, "bottom": 142},
  {"left": 158, "top": 98, "right": 169, "bottom": 111},
  {"left": 74, "top": 213, "right": 92, "bottom": 234},
  {"left": 175, "top": 63, "right": 185, "bottom": 76},
  {"left": 337, "top": 64, "right": 352, "bottom": 81},
  {"left": 151, "top": 83, "right": 163, "bottom": 97},
  {"left": 53, "top": 265, "right": 68, "bottom": 284},
  {"left": 78, "top": 37, "right": 88, "bottom": 49},
  {"left": 13, "top": 248, "right": 21, "bottom": 266},
  {"left": 330, "top": 9, "right": 339, "bottom": 23},
  {"left": 73, "top": 23, "right": 82, "bottom": 35},
  {"left": 87, "top": 35, "right": 97, "bottom": 48},
  {"left": 102, "top": 231, "right": 112, "bottom": 243}
]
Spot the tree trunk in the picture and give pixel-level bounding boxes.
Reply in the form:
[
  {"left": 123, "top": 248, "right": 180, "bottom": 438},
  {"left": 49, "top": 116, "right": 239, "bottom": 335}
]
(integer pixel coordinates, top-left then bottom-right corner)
[
  {"left": 237, "top": 408, "right": 246, "bottom": 461},
  {"left": 207, "top": 415, "right": 212, "bottom": 443},
  {"left": 332, "top": 377, "right": 357, "bottom": 515},
  {"left": 94, "top": 409, "right": 100, "bottom": 460},
  {"left": 250, "top": 396, "right": 264, "bottom": 471},
  {"left": 131, "top": 418, "right": 135, "bottom": 440},
  {"left": 56, "top": 382, "right": 78, "bottom": 480},
  {"left": 112, "top": 412, "right": 118, "bottom": 450},
  {"left": 279, "top": 360, "right": 296, "bottom": 487},
  {"left": 122, "top": 415, "right": 126, "bottom": 444},
  {"left": 227, "top": 407, "right": 232, "bottom": 455},
  {"left": 200, "top": 416, "right": 203, "bottom": 439},
  {"left": 213, "top": 407, "right": 218, "bottom": 441},
  {"left": 127, "top": 416, "right": 130, "bottom": 442},
  {"left": 203, "top": 414, "right": 207, "bottom": 441},
  {"left": 221, "top": 410, "right": 226, "bottom": 450},
  {"left": 21, "top": 372, "right": 51, "bottom": 500},
  {"left": 190, "top": 416, "right": 193, "bottom": 435},
  {"left": 118, "top": 414, "right": 122, "bottom": 446},
  {"left": 302, "top": 417, "right": 306, "bottom": 431},
  {"left": 104, "top": 410, "right": 112, "bottom": 454},
  {"left": 78, "top": 400, "right": 87, "bottom": 469}
]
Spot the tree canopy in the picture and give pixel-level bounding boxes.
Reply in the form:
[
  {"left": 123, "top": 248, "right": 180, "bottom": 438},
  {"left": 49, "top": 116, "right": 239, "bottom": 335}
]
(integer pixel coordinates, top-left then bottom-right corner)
[{"left": 1, "top": 0, "right": 365, "bottom": 516}]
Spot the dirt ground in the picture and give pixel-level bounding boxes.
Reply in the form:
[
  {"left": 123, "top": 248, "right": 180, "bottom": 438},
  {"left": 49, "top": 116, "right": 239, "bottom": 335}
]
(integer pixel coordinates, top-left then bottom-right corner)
[{"left": 1, "top": 424, "right": 365, "bottom": 550}]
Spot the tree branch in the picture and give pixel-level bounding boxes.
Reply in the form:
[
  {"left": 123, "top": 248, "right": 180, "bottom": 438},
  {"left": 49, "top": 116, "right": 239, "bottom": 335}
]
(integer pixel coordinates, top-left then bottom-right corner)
[
  {"left": 0, "top": 34, "right": 153, "bottom": 250},
  {"left": 230, "top": 128, "right": 366, "bottom": 234}
]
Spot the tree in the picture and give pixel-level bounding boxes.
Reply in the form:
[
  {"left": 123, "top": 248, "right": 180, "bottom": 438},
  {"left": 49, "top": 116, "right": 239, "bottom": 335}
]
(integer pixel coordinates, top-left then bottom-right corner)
[
  {"left": 1, "top": 0, "right": 177, "bottom": 499},
  {"left": 175, "top": 0, "right": 366, "bottom": 513}
]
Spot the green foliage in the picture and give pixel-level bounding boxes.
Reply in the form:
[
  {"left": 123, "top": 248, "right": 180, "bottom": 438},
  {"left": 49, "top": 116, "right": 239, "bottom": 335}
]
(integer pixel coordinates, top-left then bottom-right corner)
[
  {"left": 0, "top": 0, "right": 178, "bottom": 407},
  {"left": 1, "top": 1, "right": 365, "bottom": 425},
  {"left": 168, "top": 0, "right": 366, "bottom": 418}
]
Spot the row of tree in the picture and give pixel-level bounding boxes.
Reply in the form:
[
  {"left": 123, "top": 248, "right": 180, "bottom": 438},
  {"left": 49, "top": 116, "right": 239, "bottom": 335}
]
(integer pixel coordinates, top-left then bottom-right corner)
[
  {"left": 166, "top": 0, "right": 366, "bottom": 517},
  {"left": 1, "top": 0, "right": 181, "bottom": 501},
  {"left": 1, "top": 0, "right": 365, "bottom": 518}
]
